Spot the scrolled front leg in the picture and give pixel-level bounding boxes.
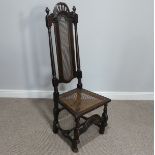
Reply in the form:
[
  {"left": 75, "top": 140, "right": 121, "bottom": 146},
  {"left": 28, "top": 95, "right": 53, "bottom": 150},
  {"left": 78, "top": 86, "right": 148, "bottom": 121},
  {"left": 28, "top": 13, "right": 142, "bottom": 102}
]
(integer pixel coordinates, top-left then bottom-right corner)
[{"left": 99, "top": 103, "right": 108, "bottom": 134}]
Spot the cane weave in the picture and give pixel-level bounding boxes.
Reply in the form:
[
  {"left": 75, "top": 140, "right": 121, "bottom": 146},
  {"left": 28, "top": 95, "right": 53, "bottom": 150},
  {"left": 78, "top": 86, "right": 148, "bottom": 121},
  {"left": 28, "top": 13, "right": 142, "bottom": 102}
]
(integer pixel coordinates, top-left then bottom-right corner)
[
  {"left": 59, "top": 89, "right": 111, "bottom": 116},
  {"left": 56, "top": 15, "right": 75, "bottom": 82}
]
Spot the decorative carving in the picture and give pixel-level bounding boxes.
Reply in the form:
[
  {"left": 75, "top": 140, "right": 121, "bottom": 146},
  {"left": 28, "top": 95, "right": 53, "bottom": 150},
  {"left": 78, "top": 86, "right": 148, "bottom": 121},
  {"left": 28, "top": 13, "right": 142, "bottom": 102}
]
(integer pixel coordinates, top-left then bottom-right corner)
[
  {"left": 45, "top": 7, "right": 50, "bottom": 15},
  {"left": 72, "top": 6, "right": 76, "bottom": 13},
  {"left": 79, "top": 114, "right": 101, "bottom": 134},
  {"left": 45, "top": 7, "right": 51, "bottom": 28},
  {"left": 53, "top": 2, "right": 70, "bottom": 15},
  {"left": 81, "top": 115, "right": 101, "bottom": 127}
]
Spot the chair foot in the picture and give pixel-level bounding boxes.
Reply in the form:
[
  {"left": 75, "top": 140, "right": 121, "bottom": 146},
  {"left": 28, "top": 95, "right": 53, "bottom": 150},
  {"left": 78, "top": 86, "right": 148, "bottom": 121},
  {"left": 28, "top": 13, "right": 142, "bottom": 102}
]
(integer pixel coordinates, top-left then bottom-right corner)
[
  {"left": 71, "top": 140, "right": 79, "bottom": 153},
  {"left": 53, "top": 122, "right": 58, "bottom": 134},
  {"left": 99, "top": 127, "right": 105, "bottom": 134}
]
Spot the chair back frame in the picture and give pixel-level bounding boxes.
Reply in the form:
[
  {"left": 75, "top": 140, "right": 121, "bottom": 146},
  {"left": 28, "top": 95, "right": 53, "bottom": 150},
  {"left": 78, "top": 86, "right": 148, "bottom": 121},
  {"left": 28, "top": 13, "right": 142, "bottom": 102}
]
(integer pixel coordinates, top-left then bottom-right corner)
[{"left": 45, "top": 3, "right": 82, "bottom": 97}]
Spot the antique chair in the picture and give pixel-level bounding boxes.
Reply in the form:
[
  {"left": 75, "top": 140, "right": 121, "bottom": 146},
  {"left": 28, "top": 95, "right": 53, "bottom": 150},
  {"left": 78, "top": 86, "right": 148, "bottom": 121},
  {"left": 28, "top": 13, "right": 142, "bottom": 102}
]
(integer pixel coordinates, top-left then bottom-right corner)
[{"left": 45, "top": 2, "right": 111, "bottom": 152}]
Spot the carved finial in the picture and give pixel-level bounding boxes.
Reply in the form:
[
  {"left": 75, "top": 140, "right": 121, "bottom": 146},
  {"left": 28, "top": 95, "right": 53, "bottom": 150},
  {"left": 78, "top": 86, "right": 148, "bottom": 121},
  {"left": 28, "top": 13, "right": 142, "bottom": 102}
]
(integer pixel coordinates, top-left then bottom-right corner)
[
  {"left": 45, "top": 7, "right": 50, "bottom": 15},
  {"left": 72, "top": 6, "right": 76, "bottom": 13}
]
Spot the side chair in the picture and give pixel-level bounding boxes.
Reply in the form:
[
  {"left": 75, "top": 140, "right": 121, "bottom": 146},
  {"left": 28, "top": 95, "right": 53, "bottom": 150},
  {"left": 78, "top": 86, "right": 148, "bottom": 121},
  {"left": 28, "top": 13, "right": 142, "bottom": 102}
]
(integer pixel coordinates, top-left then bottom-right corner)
[{"left": 45, "top": 2, "right": 111, "bottom": 152}]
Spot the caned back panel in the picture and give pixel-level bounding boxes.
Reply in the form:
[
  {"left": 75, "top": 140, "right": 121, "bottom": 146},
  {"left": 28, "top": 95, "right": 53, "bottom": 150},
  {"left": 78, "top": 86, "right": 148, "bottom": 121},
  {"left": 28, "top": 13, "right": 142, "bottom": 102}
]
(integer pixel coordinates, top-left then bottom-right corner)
[{"left": 54, "top": 14, "right": 76, "bottom": 83}]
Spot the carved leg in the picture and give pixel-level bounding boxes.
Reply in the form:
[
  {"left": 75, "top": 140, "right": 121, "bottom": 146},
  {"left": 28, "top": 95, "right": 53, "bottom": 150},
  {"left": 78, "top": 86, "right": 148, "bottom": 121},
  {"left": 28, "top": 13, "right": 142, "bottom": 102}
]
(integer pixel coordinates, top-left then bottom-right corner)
[
  {"left": 99, "top": 103, "right": 108, "bottom": 134},
  {"left": 72, "top": 117, "right": 80, "bottom": 152},
  {"left": 53, "top": 101, "right": 59, "bottom": 134}
]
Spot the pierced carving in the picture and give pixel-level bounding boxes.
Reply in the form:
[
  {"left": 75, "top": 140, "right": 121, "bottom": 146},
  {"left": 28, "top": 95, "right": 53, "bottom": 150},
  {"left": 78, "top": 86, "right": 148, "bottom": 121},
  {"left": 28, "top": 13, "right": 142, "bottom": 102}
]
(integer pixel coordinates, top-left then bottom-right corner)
[
  {"left": 79, "top": 114, "right": 101, "bottom": 135},
  {"left": 53, "top": 2, "right": 70, "bottom": 15}
]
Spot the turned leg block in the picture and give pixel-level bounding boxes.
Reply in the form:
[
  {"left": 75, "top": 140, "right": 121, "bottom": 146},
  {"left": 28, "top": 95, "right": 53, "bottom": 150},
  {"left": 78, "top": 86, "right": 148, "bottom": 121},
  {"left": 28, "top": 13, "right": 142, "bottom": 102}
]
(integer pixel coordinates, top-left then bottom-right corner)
[
  {"left": 99, "top": 104, "right": 108, "bottom": 134},
  {"left": 53, "top": 101, "right": 59, "bottom": 134}
]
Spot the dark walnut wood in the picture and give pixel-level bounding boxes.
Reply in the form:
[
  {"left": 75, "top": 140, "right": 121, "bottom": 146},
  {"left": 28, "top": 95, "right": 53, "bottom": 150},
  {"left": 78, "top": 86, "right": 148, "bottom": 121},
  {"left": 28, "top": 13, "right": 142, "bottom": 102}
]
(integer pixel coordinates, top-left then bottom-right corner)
[{"left": 45, "top": 2, "right": 111, "bottom": 153}]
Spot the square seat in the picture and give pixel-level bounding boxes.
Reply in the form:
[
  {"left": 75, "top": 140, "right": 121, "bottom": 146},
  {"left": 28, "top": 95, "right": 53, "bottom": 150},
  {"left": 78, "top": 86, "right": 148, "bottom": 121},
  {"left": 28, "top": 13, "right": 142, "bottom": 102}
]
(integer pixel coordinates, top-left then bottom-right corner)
[{"left": 59, "top": 88, "right": 111, "bottom": 117}]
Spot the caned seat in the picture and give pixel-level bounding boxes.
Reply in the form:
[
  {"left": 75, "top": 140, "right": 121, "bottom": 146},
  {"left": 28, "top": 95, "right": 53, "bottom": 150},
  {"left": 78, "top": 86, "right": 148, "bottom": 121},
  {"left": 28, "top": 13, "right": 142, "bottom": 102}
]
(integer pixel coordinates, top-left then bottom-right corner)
[
  {"left": 59, "top": 88, "right": 111, "bottom": 117},
  {"left": 45, "top": 2, "right": 111, "bottom": 152}
]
